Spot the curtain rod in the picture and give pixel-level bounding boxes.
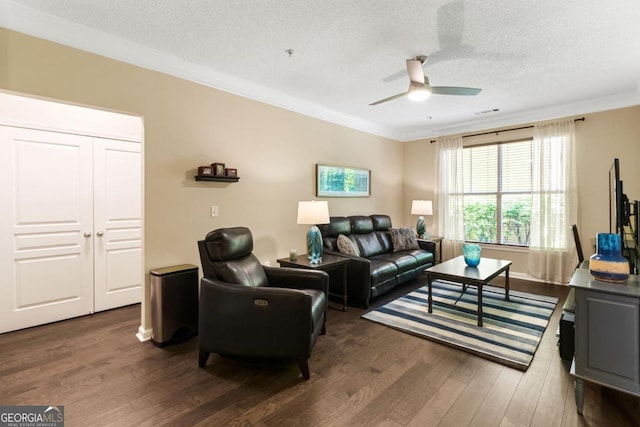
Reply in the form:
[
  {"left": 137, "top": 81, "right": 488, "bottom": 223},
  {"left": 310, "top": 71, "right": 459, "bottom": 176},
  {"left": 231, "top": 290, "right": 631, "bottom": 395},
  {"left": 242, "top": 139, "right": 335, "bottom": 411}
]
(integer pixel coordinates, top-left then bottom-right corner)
[{"left": 429, "top": 117, "right": 585, "bottom": 143}]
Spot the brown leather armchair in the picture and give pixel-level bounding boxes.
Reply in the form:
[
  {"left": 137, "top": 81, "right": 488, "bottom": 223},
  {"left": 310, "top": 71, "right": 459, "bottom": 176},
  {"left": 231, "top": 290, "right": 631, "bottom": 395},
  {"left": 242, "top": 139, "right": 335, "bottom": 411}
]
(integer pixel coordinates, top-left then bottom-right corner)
[{"left": 197, "top": 227, "right": 329, "bottom": 379}]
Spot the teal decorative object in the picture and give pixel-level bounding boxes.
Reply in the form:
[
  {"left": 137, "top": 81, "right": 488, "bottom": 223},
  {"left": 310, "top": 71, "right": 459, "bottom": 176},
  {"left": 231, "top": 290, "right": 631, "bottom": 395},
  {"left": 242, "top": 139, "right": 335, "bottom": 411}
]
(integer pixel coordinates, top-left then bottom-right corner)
[
  {"left": 411, "top": 200, "right": 433, "bottom": 239},
  {"left": 590, "top": 233, "right": 629, "bottom": 282},
  {"left": 297, "top": 200, "right": 330, "bottom": 265},
  {"left": 416, "top": 216, "right": 426, "bottom": 238},
  {"left": 463, "top": 243, "right": 482, "bottom": 267},
  {"left": 307, "top": 225, "right": 323, "bottom": 264}
]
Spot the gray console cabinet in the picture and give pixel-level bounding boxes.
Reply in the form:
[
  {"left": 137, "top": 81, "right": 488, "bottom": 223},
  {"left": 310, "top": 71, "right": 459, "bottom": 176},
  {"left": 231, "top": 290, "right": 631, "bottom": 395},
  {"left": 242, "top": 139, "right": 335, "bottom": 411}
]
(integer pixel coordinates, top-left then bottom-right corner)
[{"left": 569, "top": 267, "right": 640, "bottom": 414}]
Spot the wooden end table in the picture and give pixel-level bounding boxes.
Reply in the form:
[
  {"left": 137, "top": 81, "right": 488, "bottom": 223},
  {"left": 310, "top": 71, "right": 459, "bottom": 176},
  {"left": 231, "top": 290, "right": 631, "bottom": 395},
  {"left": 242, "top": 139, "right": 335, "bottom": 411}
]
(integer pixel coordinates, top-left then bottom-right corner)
[
  {"left": 425, "top": 255, "right": 512, "bottom": 327},
  {"left": 276, "top": 253, "right": 349, "bottom": 311}
]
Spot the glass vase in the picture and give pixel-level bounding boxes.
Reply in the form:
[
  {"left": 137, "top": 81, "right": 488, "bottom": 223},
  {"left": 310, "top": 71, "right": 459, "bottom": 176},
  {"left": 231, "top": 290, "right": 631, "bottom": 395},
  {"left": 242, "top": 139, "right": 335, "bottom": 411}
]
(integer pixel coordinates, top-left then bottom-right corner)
[
  {"left": 306, "top": 225, "right": 323, "bottom": 264},
  {"left": 589, "top": 233, "right": 629, "bottom": 282},
  {"left": 463, "top": 243, "right": 481, "bottom": 267}
]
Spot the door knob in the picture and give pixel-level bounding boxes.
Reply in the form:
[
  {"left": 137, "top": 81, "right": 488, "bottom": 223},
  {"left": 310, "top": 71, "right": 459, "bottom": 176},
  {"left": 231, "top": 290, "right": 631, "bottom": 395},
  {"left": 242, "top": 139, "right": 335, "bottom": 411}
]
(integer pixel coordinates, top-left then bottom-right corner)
[
  {"left": 97, "top": 231, "right": 104, "bottom": 237},
  {"left": 84, "top": 232, "right": 92, "bottom": 238}
]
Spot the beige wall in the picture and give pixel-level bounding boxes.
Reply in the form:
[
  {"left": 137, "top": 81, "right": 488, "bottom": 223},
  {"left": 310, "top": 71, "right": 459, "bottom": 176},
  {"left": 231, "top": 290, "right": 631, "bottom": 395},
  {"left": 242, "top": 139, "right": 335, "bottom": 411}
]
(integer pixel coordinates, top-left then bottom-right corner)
[
  {"left": 0, "top": 28, "right": 405, "bottom": 261},
  {"left": 402, "top": 106, "right": 640, "bottom": 275},
  {"left": 0, "top": 29, "right": 403, "bottom": 331},
  {"left": 2, "top": 26, "right": 639, "bottom": 316}
]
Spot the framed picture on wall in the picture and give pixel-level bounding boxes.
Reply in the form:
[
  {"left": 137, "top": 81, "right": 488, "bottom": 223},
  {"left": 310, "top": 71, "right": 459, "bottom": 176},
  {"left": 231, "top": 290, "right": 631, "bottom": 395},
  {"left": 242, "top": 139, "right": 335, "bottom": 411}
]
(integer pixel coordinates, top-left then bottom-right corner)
[{"left": 316, "top": 164, "right": 370, "bottom": 197}]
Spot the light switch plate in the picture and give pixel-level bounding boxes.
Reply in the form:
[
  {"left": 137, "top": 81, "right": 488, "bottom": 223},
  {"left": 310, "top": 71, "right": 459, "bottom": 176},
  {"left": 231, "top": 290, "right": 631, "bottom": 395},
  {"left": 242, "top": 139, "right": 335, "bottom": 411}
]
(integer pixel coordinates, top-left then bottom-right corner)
[{"left": 210, "top": 205, "right": 219, "bottom": 217}]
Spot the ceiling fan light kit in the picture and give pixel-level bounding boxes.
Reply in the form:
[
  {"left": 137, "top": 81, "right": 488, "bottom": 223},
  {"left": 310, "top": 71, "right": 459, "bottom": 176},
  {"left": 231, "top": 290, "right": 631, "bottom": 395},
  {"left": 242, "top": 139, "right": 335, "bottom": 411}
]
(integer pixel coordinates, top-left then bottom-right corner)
[{"left": 408, "top": 86, "right": 431, "bottom": 102}]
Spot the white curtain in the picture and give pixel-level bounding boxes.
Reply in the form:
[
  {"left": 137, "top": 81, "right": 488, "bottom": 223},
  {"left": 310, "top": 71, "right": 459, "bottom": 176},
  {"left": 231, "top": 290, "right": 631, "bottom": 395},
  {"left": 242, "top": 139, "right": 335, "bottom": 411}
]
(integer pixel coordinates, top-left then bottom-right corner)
[
  {"left": 528, "top": 119, "right": 578, "bottom": 283},
  {"left": 435, "top": 136, "right": 465, "bottom": 260}
]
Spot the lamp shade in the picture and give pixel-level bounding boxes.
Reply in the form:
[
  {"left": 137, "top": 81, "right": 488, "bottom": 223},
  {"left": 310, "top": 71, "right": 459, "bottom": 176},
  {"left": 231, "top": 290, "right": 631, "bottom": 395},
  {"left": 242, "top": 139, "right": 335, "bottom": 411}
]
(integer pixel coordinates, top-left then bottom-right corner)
[
  {"left": 297, "top": 201, "right": 330, "bottom": 225},
  {"left": 411, "top": 200, "right": 433, "bottom": 216}
]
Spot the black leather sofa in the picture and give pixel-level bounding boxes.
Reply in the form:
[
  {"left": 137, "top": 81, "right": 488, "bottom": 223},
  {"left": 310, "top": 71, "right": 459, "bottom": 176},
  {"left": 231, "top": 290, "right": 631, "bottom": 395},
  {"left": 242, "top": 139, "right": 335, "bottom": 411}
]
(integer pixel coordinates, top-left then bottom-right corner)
[{"left": 318, "top": 214, "right": 435, "bottom": 307}]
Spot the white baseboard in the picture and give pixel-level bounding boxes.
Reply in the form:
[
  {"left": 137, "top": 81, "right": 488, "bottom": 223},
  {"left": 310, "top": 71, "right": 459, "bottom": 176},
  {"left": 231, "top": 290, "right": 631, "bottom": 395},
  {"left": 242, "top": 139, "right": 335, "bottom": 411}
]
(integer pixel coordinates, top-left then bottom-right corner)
[
  {"left": 510, "top": 271, "right": 567, "bottom": 285},
  {"left": 136, "top": 325, "right": 152, "bottom": 342}
]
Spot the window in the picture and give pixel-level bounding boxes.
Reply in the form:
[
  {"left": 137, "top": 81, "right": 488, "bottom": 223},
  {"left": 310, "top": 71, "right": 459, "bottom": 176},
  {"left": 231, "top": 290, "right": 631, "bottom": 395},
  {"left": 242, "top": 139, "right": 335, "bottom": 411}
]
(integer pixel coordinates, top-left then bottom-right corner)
[{"left": 463, "top": 140, "right": 532, "bottom": 246}]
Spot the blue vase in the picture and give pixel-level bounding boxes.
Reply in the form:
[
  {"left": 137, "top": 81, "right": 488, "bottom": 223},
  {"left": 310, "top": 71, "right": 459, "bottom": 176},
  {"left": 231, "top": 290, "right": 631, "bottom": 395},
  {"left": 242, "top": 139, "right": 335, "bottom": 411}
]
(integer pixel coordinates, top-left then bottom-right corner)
[
  {"left": 307, "top": 225, "right": 323, "bottom": 264},
  {"left": 463, "top": 243, "right": 481, "bottom": 267},
  {"left": 590, "top": 233, "right": 629, "bottom": 282}
]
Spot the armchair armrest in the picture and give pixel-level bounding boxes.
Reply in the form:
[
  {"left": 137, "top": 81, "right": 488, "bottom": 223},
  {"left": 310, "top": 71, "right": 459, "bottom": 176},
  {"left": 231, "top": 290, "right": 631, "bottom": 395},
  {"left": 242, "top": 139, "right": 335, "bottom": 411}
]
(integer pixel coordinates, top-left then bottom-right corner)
[
  {"left": 263, "top": 266, "right": 329, "bottom": 295},
  {"left": 199, "top": 277, "right": 315, "bottom": 358}
]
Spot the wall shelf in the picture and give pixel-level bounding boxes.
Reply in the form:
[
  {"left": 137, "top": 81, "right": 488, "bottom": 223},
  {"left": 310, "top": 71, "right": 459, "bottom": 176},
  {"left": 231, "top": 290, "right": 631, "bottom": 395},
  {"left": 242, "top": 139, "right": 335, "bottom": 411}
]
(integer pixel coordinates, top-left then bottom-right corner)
[{"left": 195, "top": 175, "right": 240, "bottom": 182}]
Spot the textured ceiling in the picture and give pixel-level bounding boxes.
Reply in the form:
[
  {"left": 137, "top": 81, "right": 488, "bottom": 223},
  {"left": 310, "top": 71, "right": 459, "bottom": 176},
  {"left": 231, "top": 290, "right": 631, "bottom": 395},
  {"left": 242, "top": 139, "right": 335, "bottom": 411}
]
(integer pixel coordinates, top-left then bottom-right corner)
[{"left": 3, "top": 0, "right": 640, "bottom": 140}]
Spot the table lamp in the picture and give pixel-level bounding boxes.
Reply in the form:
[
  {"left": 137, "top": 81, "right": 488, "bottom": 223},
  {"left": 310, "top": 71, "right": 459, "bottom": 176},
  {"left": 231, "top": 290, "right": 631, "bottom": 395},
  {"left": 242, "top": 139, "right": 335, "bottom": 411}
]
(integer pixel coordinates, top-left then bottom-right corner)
[
  {"left": 297, "top": 200, "right": 330, "bottom": 264},
  {"left": 411, "top": 200, "right": 433, "bottom": 238}
]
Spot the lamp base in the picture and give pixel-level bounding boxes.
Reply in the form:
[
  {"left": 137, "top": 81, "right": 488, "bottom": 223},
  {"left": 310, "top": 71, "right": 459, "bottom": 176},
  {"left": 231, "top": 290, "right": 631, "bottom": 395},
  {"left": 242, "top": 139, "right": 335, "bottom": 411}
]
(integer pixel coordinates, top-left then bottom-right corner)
[
  {"left": 307, "top": 225, "right": 323, "bottom": 264},
  {"left": 416, "top": 216, "right": 426, "bottom": 239}
]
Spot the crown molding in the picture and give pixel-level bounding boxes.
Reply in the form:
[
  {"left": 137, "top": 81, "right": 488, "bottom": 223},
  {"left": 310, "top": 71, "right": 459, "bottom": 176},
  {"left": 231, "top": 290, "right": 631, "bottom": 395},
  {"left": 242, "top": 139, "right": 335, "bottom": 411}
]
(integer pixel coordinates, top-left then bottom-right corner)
[
  {"left": 0, "top": 0, "right": 401, "bottom": 141},
  {"left": 400, "top": 90, "right": 640, "bottom": 142},
  {"left": 2, "top": 0, "right": 638, "bottom": 144}
]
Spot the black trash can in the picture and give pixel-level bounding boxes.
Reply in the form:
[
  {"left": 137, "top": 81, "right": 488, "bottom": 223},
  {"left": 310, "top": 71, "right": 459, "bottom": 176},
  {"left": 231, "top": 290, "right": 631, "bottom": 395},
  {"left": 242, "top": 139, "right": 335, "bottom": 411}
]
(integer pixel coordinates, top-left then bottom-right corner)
[{"left": 150, "top": 264, "right": 199, "bottom": 346}]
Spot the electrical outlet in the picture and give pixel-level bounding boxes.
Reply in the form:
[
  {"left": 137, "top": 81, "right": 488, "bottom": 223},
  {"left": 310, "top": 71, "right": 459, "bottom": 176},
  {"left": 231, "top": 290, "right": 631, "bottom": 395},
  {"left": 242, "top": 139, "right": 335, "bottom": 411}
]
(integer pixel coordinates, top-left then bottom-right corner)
[{"left": 210, "top": 205, "right": 219, "bottom": 217}]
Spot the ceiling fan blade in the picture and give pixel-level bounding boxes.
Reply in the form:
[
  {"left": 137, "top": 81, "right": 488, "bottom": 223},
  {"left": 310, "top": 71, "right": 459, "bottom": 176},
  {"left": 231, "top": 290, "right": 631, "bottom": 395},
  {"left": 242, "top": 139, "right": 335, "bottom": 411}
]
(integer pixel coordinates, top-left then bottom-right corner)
[
  {"left": 437, "top": 0, "right": 465, "bottom": 52},
  {"left": 382, "top": 69, "right": 407, "bottom": 83},
  {"left": 430, "top": 86, "right": 481, "bottom": 96},
  {"left": 406, "top": 59, "right": 426, "bottom": 84},
  {"left": 369, "top": 91, "right": 408, "bottom": 106}
]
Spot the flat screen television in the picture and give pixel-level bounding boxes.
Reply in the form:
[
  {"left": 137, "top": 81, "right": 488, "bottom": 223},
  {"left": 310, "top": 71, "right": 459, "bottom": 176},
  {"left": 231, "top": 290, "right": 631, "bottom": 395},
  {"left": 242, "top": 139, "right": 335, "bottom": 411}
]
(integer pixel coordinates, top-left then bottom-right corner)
[
  {"left": 609, "top": 158, "right": 640, "bottom": 274},
  {"left": 609, "top": 158, "right": 625, "bottom": 238}
]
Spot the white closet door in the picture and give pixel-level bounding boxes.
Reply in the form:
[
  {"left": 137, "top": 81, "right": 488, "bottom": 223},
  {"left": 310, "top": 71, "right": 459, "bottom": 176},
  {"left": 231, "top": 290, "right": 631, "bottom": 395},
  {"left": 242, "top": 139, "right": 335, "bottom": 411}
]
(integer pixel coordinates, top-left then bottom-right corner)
[
  {"left": 0, "top": 127, "right": 94, "bottom": 333},
  {"left": 93, "top": 138, "right": 142, "bottom": 312}
]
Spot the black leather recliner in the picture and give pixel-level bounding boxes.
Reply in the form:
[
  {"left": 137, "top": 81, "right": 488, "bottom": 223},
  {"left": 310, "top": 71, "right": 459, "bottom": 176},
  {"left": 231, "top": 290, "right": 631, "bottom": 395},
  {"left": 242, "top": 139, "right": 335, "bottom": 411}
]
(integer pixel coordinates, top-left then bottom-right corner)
[{"left": 197, "top": 227, "right": 329, "bottom": 379}]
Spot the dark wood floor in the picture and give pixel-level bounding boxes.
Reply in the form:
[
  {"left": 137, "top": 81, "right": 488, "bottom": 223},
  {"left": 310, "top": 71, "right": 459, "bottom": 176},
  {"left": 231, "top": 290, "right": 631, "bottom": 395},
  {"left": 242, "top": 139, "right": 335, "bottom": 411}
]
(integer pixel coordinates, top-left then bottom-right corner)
[{"left": 1, "top": 278, "right": 638, "bottom": 426}]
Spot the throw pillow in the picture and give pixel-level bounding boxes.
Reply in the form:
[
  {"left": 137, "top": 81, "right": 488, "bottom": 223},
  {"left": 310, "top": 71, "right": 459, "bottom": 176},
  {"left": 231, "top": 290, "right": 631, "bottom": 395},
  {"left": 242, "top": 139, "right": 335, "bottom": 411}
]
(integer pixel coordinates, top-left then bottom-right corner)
[
  {"left": 390, "top": 227, "right": 420, "bottom": 252},
  {"left": 337, "top": 234, "right": 360, "bottom": 257}
]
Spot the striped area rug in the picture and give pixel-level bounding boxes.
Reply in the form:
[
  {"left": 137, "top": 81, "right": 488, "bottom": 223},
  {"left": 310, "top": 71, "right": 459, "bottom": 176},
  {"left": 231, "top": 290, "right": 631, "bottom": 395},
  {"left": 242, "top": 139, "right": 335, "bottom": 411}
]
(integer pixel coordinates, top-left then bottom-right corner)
[{"left": 362, "top": 280, "right": 558, "bottom": 370}]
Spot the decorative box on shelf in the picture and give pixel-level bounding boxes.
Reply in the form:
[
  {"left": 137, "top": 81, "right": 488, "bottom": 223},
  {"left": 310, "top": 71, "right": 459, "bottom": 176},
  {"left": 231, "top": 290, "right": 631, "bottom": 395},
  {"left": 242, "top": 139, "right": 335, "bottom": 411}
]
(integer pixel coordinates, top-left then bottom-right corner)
[
  {"left": 197, "top": 166, "right": 214, "bottom": 176},
  {"left": 195, "top": 162, "right": 240, "bottom": 182},
  {"left": 212, "top": 162, "right": 226, "bottom": 176}
]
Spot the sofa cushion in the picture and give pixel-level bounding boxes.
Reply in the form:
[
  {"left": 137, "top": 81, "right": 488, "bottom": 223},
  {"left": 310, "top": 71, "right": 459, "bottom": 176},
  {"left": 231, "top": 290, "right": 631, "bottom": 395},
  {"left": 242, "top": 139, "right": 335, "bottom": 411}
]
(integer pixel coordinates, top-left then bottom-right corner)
[
  {"left": 354, "top": 233, "right": 385, "bottom": 257},
  {"left": 407, "top": 249, "right": 434, "bottom": 267},
  {"left": 369, "top": 259, "right": 398, "bottom": 286},
  {"left": 349, "top": 216, "right": 374, "bottom": 234},
  {"left": 337, "top": 234, "right": 360, "bottom": 256},
  {"left": 371, "top": 252, "right": 418, "bottom": 274},
  {"left": 390, "top": 228, "right": 420, "bottom": 252},
  {"left": 320, "top": 216, "right": 351, "bottom": 251},
  {"left": 375, "top": 231, "right": 394, "bottom": 253},
  {"left": 318, "top": 216, "right": 351, "bottom": 238},
  {"left": 370, "top": 214, "right": 392, "bottom": 230}
]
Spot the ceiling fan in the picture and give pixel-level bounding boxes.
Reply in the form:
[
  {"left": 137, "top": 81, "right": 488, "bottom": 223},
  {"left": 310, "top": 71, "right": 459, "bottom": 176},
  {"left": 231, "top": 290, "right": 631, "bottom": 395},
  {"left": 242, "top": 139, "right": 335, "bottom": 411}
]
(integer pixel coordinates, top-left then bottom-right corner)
[{"left": 370, "top": 55, "right": 481, "bottom": 106}]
